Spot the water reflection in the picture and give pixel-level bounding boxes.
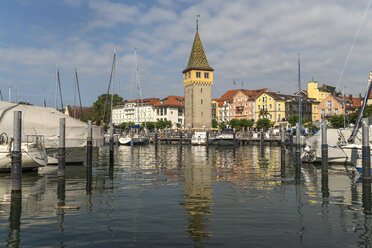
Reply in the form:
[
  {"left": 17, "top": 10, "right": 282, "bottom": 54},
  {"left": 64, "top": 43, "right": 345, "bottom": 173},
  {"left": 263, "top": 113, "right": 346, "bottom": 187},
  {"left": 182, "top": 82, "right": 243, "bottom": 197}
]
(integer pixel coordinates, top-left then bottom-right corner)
[
  {"left": 7, "top": 191, "right": 21, "bottom": 248},
  {"left": 183, "top": 146, "right": 213, "bottom": 246},
  {"left": 56, "top": 176, "right": 66, "bottom": 233}
]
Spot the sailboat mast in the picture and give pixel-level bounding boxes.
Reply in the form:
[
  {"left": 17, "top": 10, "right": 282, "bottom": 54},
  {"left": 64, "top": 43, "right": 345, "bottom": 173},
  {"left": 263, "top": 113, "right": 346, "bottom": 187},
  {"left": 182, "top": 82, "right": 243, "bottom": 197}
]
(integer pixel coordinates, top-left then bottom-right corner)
[
  {"left": 298, "top": 53, "right": 302, "bottom": 132},
  {"left": 110, "top": 46, "right": 117, "bottom": 126},
  {"left": 55, "top": 68, "right": 59, "bottom": 109},
  {"left": 73, "top": 68, "right": 77, "bottom": 118},
  {"left": 343, "top": 86, "right": 346, "bottom": 128},
  {"left": 134, "top": 48, "right": 145, "bottom": 127},
  {"left": 0, "top": 90, "right": 3, "bottom": 101}
]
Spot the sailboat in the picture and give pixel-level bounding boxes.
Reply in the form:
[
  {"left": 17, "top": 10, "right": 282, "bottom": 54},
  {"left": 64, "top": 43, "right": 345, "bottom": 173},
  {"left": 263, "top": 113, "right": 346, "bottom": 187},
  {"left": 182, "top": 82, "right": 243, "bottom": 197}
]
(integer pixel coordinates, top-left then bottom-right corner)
[{"left": 119, "top": 49, "right": 149, "bottom": 146}]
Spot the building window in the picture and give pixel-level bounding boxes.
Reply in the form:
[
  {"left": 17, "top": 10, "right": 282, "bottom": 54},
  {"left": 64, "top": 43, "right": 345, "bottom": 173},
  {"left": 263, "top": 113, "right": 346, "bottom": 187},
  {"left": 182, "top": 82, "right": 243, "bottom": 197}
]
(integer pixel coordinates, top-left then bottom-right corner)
[
  {"left": 334, "top": 108, "right": 339, "bottom": 114},
  {"left": 326, "top": 101, "right": 333, "bottom": 108},
  {"left": 278, "top": 104, "right": 281, "bottom": 111},
  {"left": 269, "top": 104, "right": 272, "bottom": 109},
  {"left": 278, "top": 114, "right": 281, "bottom": 121},
  {"left": 201, "top": 112, "right": 203, "bottom": 117},
  {"left": 196, "top": 72, "right": 201, "bottom": 78},
  {"left": 188, "top": 72, "right": 191, "bottom": 78},
  {"left": 184, "top": 74, "right": 187, "bottom": 80},
  {"left": 269, "top": 114, "right": 272, "bottom": 119},
  {"left": 258, "top": 105, "right": 260, "bottom": 110},
  {"left": 201, "top": 99, "right": 203, "bottom": 104},
  {"left": 328, "top": 109, "right": 332, "bottom": 115},
  {"left": 204, "top": 72, "right": 209, "bottom": 79},
  {"left": 201, "top": 88, "right": 203, "bottom": 93}
]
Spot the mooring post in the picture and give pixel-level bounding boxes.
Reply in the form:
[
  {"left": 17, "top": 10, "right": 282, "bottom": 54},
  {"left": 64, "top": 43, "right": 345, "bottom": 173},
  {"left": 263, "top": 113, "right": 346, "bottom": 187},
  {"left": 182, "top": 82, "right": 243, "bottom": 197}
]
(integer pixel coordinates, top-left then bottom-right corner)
[
  {"left": 58, "top": 118, "right": 66, "bottom": 177},
  {"left": 321, "top": 119, "right": 328, "bottom": 171},
  {"left": 260, "top": 129, "right": 264, "bottom": 146},
  {"left": 206, "top": 130, "right": 209, "bottom": 147},
  {"left": 11, "top": 111, "right": 22, "bottom": 192},
  {"left": 180, "top": 129, "right": 183, "bottom": 145},
  {"left": 8, "top": 190, "right": 22, "bottom": 247},
  {"left": 363, "top": 179, "right": 372, "bottom": 214},
  {"left": 233, "top": 128, "right": 236, "bottom": 146},
  {"left": 86, "top": 120, "right": 93, "bottom": 168},
  {"left": 362, "top": 118, "right": 371, "bottom": 180},
  {"left": 109, "top": 124, "right": 114, "bottom": 166},
  {"left": 281, "top": 124, "right": 286, "bottom": 170},
  {"left": 155, "top": 130, "right": 158, "bottom": 148}
]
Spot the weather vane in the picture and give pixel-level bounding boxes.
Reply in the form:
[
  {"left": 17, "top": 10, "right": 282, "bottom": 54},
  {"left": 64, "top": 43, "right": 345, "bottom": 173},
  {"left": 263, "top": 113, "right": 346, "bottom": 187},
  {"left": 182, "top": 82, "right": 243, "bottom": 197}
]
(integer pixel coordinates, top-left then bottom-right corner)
[{"left": 196, "top": 14, "right": 200, "bottom": 30}]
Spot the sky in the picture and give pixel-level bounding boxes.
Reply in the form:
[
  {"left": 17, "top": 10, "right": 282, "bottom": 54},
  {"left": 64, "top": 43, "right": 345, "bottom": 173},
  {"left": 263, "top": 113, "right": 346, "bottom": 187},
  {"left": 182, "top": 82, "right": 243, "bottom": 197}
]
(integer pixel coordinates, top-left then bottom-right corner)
[{"left": 1, "top": 0, "right": 372, "bottom": 107}]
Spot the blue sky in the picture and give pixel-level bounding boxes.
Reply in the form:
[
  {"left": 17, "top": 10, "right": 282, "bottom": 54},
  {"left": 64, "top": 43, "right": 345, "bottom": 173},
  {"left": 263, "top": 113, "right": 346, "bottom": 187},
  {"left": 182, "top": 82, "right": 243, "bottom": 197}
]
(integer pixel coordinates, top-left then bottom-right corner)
[{"left": 1, "top": 0, "right": 372, "bottom": 107}]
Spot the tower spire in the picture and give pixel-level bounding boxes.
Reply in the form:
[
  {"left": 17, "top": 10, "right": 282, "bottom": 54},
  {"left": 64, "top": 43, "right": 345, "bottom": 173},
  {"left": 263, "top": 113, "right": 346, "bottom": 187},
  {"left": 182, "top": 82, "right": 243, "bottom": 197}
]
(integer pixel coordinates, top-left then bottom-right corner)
[{"left": 196, "top": 15, "right": 200, "bottom": 31}]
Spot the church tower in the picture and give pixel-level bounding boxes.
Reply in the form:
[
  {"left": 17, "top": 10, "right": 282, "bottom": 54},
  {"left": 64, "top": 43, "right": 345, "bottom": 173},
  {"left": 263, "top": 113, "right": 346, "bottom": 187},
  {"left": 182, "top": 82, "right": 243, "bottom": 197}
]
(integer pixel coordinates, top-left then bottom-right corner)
[{"left": 183, "top": 22, "right": 214, "bottom": 129}]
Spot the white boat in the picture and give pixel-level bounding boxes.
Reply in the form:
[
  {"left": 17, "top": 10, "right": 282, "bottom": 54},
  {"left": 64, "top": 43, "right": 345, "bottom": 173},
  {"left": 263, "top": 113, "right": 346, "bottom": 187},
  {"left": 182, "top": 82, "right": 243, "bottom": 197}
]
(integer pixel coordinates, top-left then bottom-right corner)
[
  {"left": 215, "top": 129, "right": 239, "bottom": 146},
  {"left": 340, "top": 144, "right": 372, "bottom": 174},
  {"left": 118, "top": 133, "right": 148, "bottom": 146},
  {"left": 191, "top": 131, "right": 207, "bottom": 145},
  {"left": 303, "top": 128, "right": 352, "bottom": 164},
  {"left": 0, "top": 101, "right": 104, "bottom": 165},
  {"left": 0, "top": 134, "right": 48, "bottom": 172}
]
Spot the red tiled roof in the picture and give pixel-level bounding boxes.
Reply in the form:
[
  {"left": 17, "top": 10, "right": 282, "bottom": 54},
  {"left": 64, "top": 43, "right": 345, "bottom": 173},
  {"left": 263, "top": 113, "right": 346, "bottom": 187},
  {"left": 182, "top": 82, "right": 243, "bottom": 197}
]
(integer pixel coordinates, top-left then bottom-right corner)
[
  {"left": 66, "top": 105, "right": 92, "bottom": 119},
  {"left": 345, "top": 96, "right": 362, "bottom": 108},
  {"left": 219, "top": 88, "right": 269, "bottom": 102},
  {"left": 125, "top": 98, "right": 160, "bottom": 105},
  {"left": 154, "top": 95, "right": 184, "bottom": 107}
]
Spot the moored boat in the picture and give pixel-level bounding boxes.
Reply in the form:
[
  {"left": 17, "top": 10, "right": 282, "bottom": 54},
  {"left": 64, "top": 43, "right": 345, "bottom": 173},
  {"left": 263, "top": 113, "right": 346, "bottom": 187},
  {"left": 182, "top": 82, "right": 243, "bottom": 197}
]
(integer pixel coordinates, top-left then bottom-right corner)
[{"left": 215, "top": 129, "right": 239, "bottom": 146}]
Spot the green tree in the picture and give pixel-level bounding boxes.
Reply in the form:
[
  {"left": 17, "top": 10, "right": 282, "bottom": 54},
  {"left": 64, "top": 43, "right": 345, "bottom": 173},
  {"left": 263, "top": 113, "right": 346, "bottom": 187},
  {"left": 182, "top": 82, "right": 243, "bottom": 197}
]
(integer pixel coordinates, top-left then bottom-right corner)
[
  {"left": 91, "top": 94, "right": 124, "bottom": 125},
  {"left": 218, "top": 121, "right": 227, "bottom": 130},
  {"left": 288, "top": 114, "right": 299, "bottom": 126},
  {"left": 141, "top": 122, "right": 155, "bottom": 131},
  {"left": 212, "top": 119, "right": 218, "bottom": 128},
  {"left": 328, "top": 115, "right": 345, "bottom": 128},
  {"left": 155, "top": 120, "right": 172, "bottom": 129},
  {"left": 18, "top": 101, "right": 33, "bottom": 105},
  {"left": 256, "top": 118, "right": 272, "bottom": 131},
  {"left": 240, "top": 119, "right": 253, "bottom": 129},
  {"left": 229, "top": 119, "right": 240, "bottom": 130}
]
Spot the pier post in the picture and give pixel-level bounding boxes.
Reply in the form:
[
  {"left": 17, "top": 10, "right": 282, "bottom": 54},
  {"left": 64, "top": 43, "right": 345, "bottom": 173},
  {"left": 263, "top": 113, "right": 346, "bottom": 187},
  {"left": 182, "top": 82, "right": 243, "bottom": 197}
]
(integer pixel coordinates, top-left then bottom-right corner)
[
  {"left": 180, "top": 129, "right": 183, "bottom": 146},
  {"left": 11, "top": 111, "right": 22, "bottom": 192},
  {"left": 260, "top": 129, "right": 264, "bottom": 145},
  {"left": 58, "top": 118, "right": 66, "bottom": 177},
  {"left": 362, "top": 118, "right": 371, "bottom": 180},
  {"left": 233, "top": 129, "right": 236, "bottom": 146},
  {"left": 321, "top": 119, "right": 328, "bottom": 171},
  {"left": 155, "top": 131, "right": 158, "bottom": 148},
  {"left": 296, "top": 123, "right": 301, "bottom": 164},
  {"left": 8, "top": 190, "right": 21, "bottom": 247},
  {"left": 109, "top": 124, "right": 114, "bottom": 166},
  {"left": 281, "top": 124, "right": 286, "bottom": 172},
  {"left": 206, "top": 130, "right": 209, "bottom": 147},
  {"left": 86, "top": 120, "right": 93, "bottom": 168},
  {"left": 363, "top": 179, "right": 371, "bottom": 214}
]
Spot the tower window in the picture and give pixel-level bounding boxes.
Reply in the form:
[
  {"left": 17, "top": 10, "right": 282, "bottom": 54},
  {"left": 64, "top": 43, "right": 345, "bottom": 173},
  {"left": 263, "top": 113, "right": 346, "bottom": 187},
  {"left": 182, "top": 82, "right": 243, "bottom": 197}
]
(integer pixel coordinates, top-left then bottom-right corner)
[
  {"left": 201, "top": 88, "right": 203, "bottom": 93},
  {"left": 201, "top": 112, "right": 203, "bottom": 117},
  {"left": 196, "top": 72, "right": 201, "bottom": 78},
  {"left": 204, "top": 72, "right": 209, "bottom": 79},
  {"left": 188, "top": 72, "right": 191, "bottom": 78},
  {"left": 184, "top": 74, "right": 187, "bottom": 80},
  {"left": 201, "top": 99, "right": 203, "bottom": 104}
]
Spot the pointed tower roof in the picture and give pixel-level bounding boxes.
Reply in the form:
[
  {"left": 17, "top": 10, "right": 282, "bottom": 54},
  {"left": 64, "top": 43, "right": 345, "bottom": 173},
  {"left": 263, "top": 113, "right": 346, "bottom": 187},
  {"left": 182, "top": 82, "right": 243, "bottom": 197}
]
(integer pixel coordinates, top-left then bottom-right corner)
[{"left": 183, "top": 29, "right": 214, "bottom": 73}]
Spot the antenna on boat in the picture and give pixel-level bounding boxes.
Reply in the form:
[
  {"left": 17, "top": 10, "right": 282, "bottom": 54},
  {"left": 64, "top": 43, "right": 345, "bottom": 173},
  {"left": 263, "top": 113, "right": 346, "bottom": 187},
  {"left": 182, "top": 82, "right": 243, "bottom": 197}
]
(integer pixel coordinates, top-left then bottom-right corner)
[{"left": 43, "top": 88, "right": 46, "bottom": 107}]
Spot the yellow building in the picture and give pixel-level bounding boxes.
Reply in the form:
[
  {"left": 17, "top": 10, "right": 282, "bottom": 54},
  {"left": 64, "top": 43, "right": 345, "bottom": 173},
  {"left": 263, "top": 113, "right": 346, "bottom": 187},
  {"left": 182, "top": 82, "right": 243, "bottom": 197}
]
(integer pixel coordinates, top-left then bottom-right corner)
[
  {"left": 307, "top": 81, "right": 335, "bottom": 122},
  {"left": 212, "top": 99, "right": 219, "bottom": 120},
  {"left": 254, "top": 92, "right": 286, "bottom": 127}
]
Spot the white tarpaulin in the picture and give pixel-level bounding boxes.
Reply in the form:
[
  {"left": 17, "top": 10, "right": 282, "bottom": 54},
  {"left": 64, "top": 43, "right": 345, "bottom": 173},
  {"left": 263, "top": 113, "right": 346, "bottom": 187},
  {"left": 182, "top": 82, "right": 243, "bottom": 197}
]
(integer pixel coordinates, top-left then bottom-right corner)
[{"left": 0, "top": 101, "right": 103, "bottom": 148}]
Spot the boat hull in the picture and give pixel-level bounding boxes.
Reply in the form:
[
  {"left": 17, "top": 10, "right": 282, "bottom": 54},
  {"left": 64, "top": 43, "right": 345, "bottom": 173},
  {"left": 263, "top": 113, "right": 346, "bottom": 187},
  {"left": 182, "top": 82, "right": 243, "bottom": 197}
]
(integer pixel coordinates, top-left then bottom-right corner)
[
  {"left": 119, "top": 136, "right": 148, "bottom": 146},
  {"left": 215, "top": 138, "right": 239, "bottom": 146}
]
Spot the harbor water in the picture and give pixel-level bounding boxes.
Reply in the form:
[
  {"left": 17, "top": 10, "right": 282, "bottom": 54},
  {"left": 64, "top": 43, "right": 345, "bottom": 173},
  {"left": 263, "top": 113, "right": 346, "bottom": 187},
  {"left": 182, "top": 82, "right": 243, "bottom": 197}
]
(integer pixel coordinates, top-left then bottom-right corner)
[{"left": 0, "top": 145, "right": 371, "bottom": 247}]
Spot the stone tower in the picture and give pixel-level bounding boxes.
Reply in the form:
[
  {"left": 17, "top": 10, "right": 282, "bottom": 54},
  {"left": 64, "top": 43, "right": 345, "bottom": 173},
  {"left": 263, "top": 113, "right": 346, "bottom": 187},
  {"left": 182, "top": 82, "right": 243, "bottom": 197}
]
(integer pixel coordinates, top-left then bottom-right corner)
[{"left": 183, "top": 25, "right": 214, "bottom": 129}]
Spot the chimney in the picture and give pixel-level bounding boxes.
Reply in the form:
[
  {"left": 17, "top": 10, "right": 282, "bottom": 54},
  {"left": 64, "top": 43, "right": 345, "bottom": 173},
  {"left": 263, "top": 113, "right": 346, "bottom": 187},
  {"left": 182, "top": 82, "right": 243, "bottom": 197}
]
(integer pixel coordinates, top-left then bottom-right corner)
[
  {"left": 349, "top": 94, "right": 352, "bottom": 100},
  {"left": 360, "top": 93, "right": 362, "bottom": 99}
]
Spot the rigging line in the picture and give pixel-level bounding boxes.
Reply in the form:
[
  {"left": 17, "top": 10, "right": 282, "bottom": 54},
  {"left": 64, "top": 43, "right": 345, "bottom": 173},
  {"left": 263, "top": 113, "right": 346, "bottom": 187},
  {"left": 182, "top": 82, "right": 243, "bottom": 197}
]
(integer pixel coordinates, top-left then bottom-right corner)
[
  {"left": 102, "top": 45, "right": 117, "bottom": 124},
  {"left": 335, "top": 0, "right": 372, "bottom": 90},
  {"left": 75, "top": 68, "right": 84, "bottom": 119},
  {"left": 57, "top": 69, "right": 64, "bottom": 110}
]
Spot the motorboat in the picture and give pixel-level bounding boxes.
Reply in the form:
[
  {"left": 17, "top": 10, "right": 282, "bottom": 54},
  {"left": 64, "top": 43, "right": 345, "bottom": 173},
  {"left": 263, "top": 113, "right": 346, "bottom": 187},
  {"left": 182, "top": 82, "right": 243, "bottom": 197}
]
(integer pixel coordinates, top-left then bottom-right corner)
[
  {"left": 119, "top": 133, "right": 149, "bottom": 146},
  {"left": 191, "top": 131, "right": 208, "bottom": 145},
  {"left": 215, "top": 129, "right": 239, "bottom": 146},
  {"left": 0, "top": 134, "right": 48, "bottom": 172}
]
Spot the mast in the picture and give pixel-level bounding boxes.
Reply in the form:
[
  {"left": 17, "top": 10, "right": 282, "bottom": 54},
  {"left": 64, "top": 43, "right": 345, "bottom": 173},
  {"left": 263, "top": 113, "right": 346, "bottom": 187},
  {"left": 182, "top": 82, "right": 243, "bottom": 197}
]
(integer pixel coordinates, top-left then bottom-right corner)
[
  {"left": 43, "top": 88, "right": 46, "bottom": 107},
  {"left": 348, "top": 71, "right": 372, "bottom": 143},
  {"left": 0, "top": 90, "right": 3, "bottom": 101},
  {"left": 343, "top": 86, "right": 346, "bottom": 128},
  {"left": 74, "top": 68, "right": 84, "bottom": 118},
  {"left": 110, "top": 46, "right": 116, "bottom": 126},
  {"left": 73, "top": 67, "right": 77, "bottom": 118},
  {"left": 102, "top": 45, "right": 116, "bottom": 124},
  {"left": 298, "top": 53, "right": 302, "bottom": 133},
  {"left": 8, "top": 87, "right": 11, "bottom": 102},
  {"left": 55, "top": 68, "right": 58, "bottom": 109},
  {"left": 134, "top": 48, "right": 145, "bottom": 127}
]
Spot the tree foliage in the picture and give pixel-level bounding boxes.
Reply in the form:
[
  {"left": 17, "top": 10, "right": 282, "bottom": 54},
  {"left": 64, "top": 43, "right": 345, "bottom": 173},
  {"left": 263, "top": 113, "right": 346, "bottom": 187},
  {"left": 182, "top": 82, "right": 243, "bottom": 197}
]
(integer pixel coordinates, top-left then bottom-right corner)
[
  {"left": 141, "top": 122, "right": 155, "bottom": 131},
  {"left": 212, "top": 119, "right": 218, "bottom": 128},
  {"left": 91, "top": 94, "right": 124, "bottom": 125},
  {"left": 288, "top": 114, "right": 299, "bottom": 127},
  {"left": 328, "top": 115, "right": 345, "bottom": 128},
  {"left": 218, "top": 121, "right": 227, "bottom": 130},
  {"left": 229, "top": 118, "right": 253, "bottom": 131},
  {"left": 18, "top": 101, "right": 33, "bottom": 105},
  {"left": 155, "top": 120, "right": 172, "bottom": 129},
  {"left": 256, "top": 118, "right": 272, "bottom": 131}
]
